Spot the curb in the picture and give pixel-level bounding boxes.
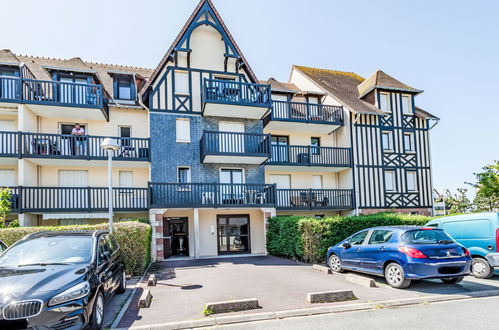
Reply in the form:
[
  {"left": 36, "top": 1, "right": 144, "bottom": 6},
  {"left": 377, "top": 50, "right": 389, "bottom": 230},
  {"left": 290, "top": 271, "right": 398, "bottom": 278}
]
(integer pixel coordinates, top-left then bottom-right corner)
[
  {"left": 121, "top": 289, "right": 499, "bottom": 329},
  {"left": 111, "top": 263, "right": 153, "bottom": 329}
]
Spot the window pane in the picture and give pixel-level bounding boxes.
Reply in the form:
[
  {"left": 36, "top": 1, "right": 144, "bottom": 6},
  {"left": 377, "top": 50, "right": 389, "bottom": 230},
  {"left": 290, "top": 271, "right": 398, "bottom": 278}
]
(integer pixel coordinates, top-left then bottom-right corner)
[
  {"left": 379, "top": 93, "right": 390, "bottom": 112},
  {"left": 119, "top": 171, "right": 133, "bottom": 187},
  {"left": 120, "top": 126, "right": 131, "bottom": 138},
  {"left": 118, "top": 80, "right": 132, "bottom": 99},
  {"left": 175, "top": 72, "right": 189, "bottom": 94},
  {"left": 402, "top": 95, "right": 411, "bottom": 114},
  {"left": 178, "top": 167, "right": 190, "bottom": 183},
  {"left": 385, "top": 172, "right": 395, "bottom": 191},
  {"left": 382, "top": 132, "right": 392, "bottom": 150},
  {"left": 407, "top": 172, "right": 416, "bottom": 191},
  {"left": 368, "top": 230, "right": 394, "bottom": 244},
  {"left": 350, "top": 231, "right": 368, "bottom": 245},
  {"left": 176, "top": 119, "right": 190, "bottom": 142}
]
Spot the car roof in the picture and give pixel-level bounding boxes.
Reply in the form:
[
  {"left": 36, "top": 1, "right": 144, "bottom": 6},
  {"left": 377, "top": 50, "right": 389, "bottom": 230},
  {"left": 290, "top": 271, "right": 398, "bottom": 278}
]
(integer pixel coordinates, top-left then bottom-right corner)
[
  {"left": 23, "top": 230, "right": 108, "bottom": 240},
  {"left": 429, "top": 212, "right": 499, "bottom": 223},
  {"left": 358, "top": 226, "right": 438, "bottom": 232}
]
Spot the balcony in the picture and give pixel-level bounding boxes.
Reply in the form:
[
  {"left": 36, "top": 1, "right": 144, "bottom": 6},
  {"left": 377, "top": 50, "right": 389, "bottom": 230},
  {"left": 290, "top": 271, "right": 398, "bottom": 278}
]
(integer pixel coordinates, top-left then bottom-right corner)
[
  {"left": 0, "top": 77, "right": 107, "bottom": 120},
  {"left": 0, "top": 131, "right": 149, "bottom": 162},
  {"left": 266, "top": 145, "right": 351, "bottom": 172},
  {"left": 264, "top": 101, "right": 344, "bottom": 133},
  {"left": 276, "top": 189, "right": 354, "bottom": 210},
  {"left": 8, "top": 186, "right": 148, "bottom": 213},
  {"left": 202, "top": 79, "right": 272, "bottom": 119},
  {"left": 200, "top": 131, "right": 271, "bottom": 164},
  {"left": 149, "top": 183, "right": 276, "bottom": 208}
]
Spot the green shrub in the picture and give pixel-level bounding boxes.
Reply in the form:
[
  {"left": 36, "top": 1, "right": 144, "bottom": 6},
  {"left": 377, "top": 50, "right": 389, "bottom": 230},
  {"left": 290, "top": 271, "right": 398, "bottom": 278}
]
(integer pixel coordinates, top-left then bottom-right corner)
[
  {"left": 266, "top": 216, "right": 303, "bottom": 259},
  {"left": 0, "top": 221, "right": 151, "bottom": 276},
  {"left": 268, "top": 212, "right": 430, "bottom": 264}
]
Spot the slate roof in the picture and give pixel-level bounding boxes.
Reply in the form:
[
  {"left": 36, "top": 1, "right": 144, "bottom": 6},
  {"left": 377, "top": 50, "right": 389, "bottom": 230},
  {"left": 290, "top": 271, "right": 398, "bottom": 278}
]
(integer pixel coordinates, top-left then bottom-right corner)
[
  {"left": 0, "top": 49, "right": 153, "bottom": 102},
  {"left": 293, "top": 65, "right": 386, "bottom": 115},
  {"left": 357, "top": 70, "right": 422, "bottom": 98}
]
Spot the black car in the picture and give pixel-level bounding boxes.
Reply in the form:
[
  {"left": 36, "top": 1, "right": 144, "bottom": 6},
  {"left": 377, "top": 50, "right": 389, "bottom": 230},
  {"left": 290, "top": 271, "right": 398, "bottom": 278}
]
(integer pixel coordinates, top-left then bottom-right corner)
[{"left": 0, "top": 230, "right": 126, "bottom": 330}]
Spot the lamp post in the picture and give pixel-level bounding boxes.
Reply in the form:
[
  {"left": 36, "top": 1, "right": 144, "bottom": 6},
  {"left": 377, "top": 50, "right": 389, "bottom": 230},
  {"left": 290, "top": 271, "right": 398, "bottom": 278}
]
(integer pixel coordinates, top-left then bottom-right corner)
[{"left": 100, "top": 138, "right": 120, "bottom": 233}]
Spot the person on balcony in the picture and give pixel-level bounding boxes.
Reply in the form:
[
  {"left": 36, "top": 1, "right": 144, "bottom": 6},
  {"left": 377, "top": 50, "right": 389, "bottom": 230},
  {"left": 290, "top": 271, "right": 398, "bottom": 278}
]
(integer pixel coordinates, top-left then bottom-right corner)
[{"left": 71, "top": 123, "right": 87, "bottom": 156}]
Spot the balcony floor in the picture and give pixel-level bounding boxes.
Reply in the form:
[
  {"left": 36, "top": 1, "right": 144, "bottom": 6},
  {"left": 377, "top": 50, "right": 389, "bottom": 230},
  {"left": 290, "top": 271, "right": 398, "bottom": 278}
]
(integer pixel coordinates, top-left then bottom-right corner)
[
  {"left": 25, "top": 157, "right": 149, "bottom": 168},
  {"left": 203, "top": 154, "right": 269, "bottom": 164},
  {"left": 26, "top": 103, "right": 106, "bottom": 121},
  {"left": 203, "top": 102, "right": 269, "bottom": 120},
  {"left": 264, "top": 120, "right": 342, "bottom": 134}
]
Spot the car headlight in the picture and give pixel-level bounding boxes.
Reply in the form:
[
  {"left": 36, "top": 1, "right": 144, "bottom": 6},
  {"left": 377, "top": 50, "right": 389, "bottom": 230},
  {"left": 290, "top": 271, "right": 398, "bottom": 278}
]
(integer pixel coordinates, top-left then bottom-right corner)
[{"left": 48, "top": 282, "right": 90, "bottom": 306}]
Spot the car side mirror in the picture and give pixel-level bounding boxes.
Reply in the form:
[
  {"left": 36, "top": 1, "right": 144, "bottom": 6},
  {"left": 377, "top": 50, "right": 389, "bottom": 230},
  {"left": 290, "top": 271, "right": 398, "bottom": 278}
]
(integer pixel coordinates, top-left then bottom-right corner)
[{"left": 342, "top": 242, "right": 351, "bottom": 249}]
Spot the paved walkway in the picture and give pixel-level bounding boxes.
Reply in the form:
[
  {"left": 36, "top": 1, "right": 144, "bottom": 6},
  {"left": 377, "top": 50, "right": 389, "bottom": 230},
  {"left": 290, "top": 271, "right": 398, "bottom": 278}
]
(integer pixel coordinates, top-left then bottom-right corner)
[{"left": 116, "top": 256, "right": 499, "bottom": 328}]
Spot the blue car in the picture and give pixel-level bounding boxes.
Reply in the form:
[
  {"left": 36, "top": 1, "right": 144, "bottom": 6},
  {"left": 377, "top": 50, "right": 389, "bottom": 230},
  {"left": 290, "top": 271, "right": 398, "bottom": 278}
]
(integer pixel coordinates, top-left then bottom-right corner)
[{"left": 326, "top": 226, "right": 472, "bottom": 288}]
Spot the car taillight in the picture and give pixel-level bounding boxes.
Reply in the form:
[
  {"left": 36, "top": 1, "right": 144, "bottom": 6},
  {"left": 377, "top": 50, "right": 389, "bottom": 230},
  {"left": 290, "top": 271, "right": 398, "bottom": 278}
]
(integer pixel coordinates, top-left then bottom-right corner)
[{"left": 398, "top": 246, "right": 427, "bottom": 258}]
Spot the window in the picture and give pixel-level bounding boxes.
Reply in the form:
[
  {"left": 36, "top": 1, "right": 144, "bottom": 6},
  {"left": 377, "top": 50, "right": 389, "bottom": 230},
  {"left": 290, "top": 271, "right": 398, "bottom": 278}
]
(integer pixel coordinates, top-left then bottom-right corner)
[
  {"left": 269, "top": 174, "right": 291, "bottom": 189},
  {"left": 384, "top": 171, "right": 396, "bottom": 192},
  {"left": 271, "top": 94, "right": 288, "bottom": 102},
  {"left": 58, "top": 170, "right": 88, "bottom": 187},
  {"left": 404, "top": 132, "right": 415, "bottom": 152},
  {"left": 119, "top": 171, "right": 133, "bottom": 187},
  {"left": 176, "top": 118, "right": 190, "bottom": 143},
  {"left": 382, "top": 131, "right": 393, "bottom": 151},
  {"left": 312, "top": 175, "right": 323, "bottom": 189},
  {"left": 406, "top": 171, "right": 417, "bottom": 192},
  {"left": 60, "top": 123, "right": 86, "bottom": 135},
  {"left": 97, "top": 236, "right": 112, "bottom": 265},
  {"left": 0, "top": 169, "right": 16, "bottom": 186},
  {"left": 311, "top": 137, "right": 320, "bottom": 155},
  {"left": 120, "top": 126, "right": 131, "bottom": 147},
  {"left": 349, "top": 231, "right": 368, "bottom": 245},
  {"left": 175, "top": 71, "right": 189, "bottom": 94},
  {"left": 177, "top": 167, "right": 191, "bottom": 184},
  {"left": 114, "top": 75, "right": 135, "bottom": 100},
  {"left": 401, "top": 95, "right": 412, "bottom": 114},
  {"left": 379, "top": 92, "right": 390, "bottom": 112},
  {"left": 368, "top": 230, "right": 394, "bottom": 244}
]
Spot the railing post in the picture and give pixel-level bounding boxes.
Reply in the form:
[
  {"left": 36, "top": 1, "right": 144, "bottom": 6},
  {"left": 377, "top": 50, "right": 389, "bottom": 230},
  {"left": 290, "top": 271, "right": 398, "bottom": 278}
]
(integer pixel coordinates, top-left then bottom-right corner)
[
  {"left": 307, "top": 145, "right": 312, "bottom": 166},
  {"left": 309, "top": 188, "right": 312, "bottom": 210},
  {"left": 87, "top": 187, "right": 92, "bottom": 212},
  {"left": 17, "top": 131, "right": 22, "bottom": 159},
  {"left": 18, "top": 185, "right": 23, "bottom": 214},
  {"left": 147, "top": 182, "right": 152, "bottom": 209}
]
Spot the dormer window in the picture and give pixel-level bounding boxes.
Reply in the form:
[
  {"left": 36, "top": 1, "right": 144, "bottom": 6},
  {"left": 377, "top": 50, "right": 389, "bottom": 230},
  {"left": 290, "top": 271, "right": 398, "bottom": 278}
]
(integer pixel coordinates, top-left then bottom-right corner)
[
  {"left": 114, "top": 75, "right": 136, "bottom": 100},
  {"left": 379, "top": 92, "right": 390, "bottom": 112},
  {"left": 401, "top": 95, "right": 412, "bottom": 114}
]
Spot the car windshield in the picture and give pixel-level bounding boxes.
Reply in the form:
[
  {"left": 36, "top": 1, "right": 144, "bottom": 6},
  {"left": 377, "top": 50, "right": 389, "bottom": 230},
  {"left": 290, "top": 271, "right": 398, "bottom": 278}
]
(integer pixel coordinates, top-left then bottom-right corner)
[
  {"left": 0, "top": 236, "right": 93, "bottom": 267},
  {"left": 402, "top": 229, "right": 455, "bottom": 245}
]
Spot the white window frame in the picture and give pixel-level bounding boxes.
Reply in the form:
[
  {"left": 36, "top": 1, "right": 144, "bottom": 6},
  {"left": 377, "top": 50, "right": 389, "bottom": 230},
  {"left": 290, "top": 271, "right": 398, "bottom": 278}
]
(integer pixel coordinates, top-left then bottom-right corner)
[
  {"left": 404, "top": 132, "right": 415, "bottom": 153},
  {"left": 401, "top": 95, "right": 412, "bottom": 115},
  {"left": 406, "top": 171, "right": 417, "bottom": 192},
  {"left": 382, "top": 131, "right": 394, "bottom": 152},
  {"left": 176, "top": 118, "right": 190, "bottom": 143},
  {"left": 177, "top": 166, "right": 191, "bottom": 191},
  {"left": 219, "top": 168, "right": 245, "bottom": 184},
  {"left": 384, "top": 171, "right": 396, "bottom": 192},
  {"left": 379, "top": 92, "right": 391, "bottom": 112},
  {"left": 174, "top": 71, "right": 189, "bottom": 95}
]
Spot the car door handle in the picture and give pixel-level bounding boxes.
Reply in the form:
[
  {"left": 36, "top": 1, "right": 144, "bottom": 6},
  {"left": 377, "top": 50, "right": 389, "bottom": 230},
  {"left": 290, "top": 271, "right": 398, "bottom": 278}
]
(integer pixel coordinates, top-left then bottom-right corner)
[
  {"left": 379, "top": 246, "right": 385, "bottom": 251},
  {"left": 355, "top": 248, "right": 362, "bottom": 252}
]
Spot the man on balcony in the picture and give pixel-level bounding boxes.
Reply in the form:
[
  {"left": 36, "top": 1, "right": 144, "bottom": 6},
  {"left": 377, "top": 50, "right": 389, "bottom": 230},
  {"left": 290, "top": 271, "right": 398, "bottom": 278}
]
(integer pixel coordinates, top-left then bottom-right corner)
[{"left": 71, "top": 123, "right": 87, "bottom": 156}]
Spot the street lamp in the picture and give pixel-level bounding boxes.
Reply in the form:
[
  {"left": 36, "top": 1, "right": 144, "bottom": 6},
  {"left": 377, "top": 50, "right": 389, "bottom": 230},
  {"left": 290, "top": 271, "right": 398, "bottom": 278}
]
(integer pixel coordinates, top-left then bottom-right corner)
[{"left": 100, "top": 138, "right": 120, "bottom": 233}]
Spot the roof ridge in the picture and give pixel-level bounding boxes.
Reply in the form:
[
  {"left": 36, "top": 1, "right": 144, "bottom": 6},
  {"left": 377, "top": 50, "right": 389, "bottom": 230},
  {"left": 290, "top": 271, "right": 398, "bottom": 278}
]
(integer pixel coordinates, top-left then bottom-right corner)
[{"left": 293, "top": 65, "right": 365, "bottom": 81}]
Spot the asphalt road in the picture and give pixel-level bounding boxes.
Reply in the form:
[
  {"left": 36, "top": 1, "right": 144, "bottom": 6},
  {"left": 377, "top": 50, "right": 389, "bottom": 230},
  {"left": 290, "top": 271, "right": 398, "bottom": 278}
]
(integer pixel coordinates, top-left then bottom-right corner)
[{"left": 212, "top": 296, "right": 499, "bottom": 330}]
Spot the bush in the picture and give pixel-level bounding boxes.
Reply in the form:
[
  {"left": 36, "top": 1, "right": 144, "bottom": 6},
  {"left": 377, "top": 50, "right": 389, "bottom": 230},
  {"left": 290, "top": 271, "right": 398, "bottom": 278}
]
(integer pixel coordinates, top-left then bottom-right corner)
[
  {"left": 0, "top": 221, "right": 151, "bottom": 276},
  {"left": 267, "top": 212, "right": 430, "bottom": 264}
]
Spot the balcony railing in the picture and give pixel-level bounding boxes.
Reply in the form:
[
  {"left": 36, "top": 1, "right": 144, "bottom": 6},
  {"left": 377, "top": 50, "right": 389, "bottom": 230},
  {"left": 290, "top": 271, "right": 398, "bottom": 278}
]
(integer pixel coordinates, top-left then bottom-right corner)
[
  {"left": 264, "top": 100, "right": 344, "bottom": 125},
  {"left": 276, "top": 189, "right": 353, "bottom": 210},
  {"left": 149, "top": 183, "right": 276, "bottom": 208},
  {"left": 201, "top": 131, "right": 271, "bottom": 160},
  {"left": 203, "top": 79, "right": 272, "bottom": 108},
  {"left": 0, "top": 131, "right": 150, "bottom": 161},
  {"left": 8, "top": 186, "right": 148, "bottom": 213},
  {"left": 267, "top": 145, "right": 351, "bottom": 167},
  {"left": 0, "top": 76, "right": 103, "bottom": 108}
]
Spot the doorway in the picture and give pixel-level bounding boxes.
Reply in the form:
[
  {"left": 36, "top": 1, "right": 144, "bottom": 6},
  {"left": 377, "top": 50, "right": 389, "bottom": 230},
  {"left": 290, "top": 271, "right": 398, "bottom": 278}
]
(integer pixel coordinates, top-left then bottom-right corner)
[
  {"left": 163, "top": 217, "right": 189, "bottom": 258},
  {"left": 217, "top": 215, "right": 250, "bottom": 254}
]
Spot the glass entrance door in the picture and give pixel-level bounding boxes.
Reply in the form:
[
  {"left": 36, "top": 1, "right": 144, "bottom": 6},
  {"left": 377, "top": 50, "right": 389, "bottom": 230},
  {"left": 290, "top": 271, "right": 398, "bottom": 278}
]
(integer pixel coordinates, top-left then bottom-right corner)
[{"left": 217, "top": 215, "right": 250, "bottom": 254}]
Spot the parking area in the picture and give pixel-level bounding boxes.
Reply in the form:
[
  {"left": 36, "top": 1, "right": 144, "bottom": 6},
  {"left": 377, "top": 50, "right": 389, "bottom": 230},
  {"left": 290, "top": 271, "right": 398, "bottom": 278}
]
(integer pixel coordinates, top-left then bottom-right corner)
[{"left": 116, "top": 256, "right": 499, "bottom": 328}]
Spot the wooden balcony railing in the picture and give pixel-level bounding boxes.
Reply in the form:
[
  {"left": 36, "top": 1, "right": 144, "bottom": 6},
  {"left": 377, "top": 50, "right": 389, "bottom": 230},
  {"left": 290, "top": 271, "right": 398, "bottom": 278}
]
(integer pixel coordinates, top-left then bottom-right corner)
[
  {"left": 149, "top": 182, "right": 276, "bottom": 208},
  {"left": 200, "top": 131, "right": 271, "bottom": 160},
  {"left": 264, "top": 100, "right": 344, "bottom": 125},
  {"left": 0, "top": 131, "right": 149, "bottom": 161},
  {"left": 0, "top": 76, "right": 103, "bottom": 109},
  {"left": 276, "top": 189, "right": 354, "bottom": 210},
  {"left": 203, "top": 79, "right": 272, "bottom": 108},
  {"left": 267, "top": 145, "right": 351, "bottom": 167},
  {"left": 7, "top": 186, "right": 148, "bottom": 213}
]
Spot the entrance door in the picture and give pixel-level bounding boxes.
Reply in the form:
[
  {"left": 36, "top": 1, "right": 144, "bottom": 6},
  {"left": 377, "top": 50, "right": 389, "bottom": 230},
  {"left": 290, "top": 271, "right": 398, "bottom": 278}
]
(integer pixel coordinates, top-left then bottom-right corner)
[
  {"left": 219, "top": 122, "right": 244, "bottom": 153},
  {"left": 162, "top": 217, "right": 189, "bottom": 258},
  {"left": 217, "top": 215, "right": 250, "bottom": 254}
]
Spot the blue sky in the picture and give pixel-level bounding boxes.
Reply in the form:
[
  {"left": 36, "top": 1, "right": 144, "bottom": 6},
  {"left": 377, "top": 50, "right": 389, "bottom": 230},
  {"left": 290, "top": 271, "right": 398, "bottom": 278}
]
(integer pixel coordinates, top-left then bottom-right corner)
[{"left": 3, "top": 0, "right": 498, "bottom": 196}]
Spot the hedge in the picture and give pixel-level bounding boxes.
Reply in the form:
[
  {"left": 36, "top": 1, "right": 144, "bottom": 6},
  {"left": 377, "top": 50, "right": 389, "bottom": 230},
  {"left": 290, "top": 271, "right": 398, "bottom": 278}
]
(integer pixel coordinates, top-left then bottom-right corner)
[
  {"left": 0, "top": 221, "right": 151, "bottom": 276},
  {"left": 267, "top": 212, "right": 430, "bottom": 264}
]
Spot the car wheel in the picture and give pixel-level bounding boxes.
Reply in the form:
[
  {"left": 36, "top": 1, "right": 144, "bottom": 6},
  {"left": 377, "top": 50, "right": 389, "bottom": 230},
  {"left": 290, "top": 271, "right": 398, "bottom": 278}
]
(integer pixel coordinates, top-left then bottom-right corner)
[
  {"left": 89, "top": 291, "right": 104, "bottom": 330},
  {"left": 328, "top": 254, "right": 344, "bottom": 273},
  {"left": 116, "top": 269, "right": 127, "bottom": 294},
  {"left": 384, "top": 263, "right": 411, "bottom": 289},
  {"left": 471, "top": 258, "right": 494, "bottom": 279},
  {"left": 441, "top": 276, "right": 464, "bottom": 284}
]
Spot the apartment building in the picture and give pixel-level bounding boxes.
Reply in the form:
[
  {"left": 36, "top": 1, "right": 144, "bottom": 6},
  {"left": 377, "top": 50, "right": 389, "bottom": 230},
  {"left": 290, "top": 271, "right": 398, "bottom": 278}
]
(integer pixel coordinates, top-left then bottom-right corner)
[
  {"left": 0, "top": 0, "right": 438, "bottom": 261},
  {"left": 0, "top": 51, "right": 152, "bottom": 226}
]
